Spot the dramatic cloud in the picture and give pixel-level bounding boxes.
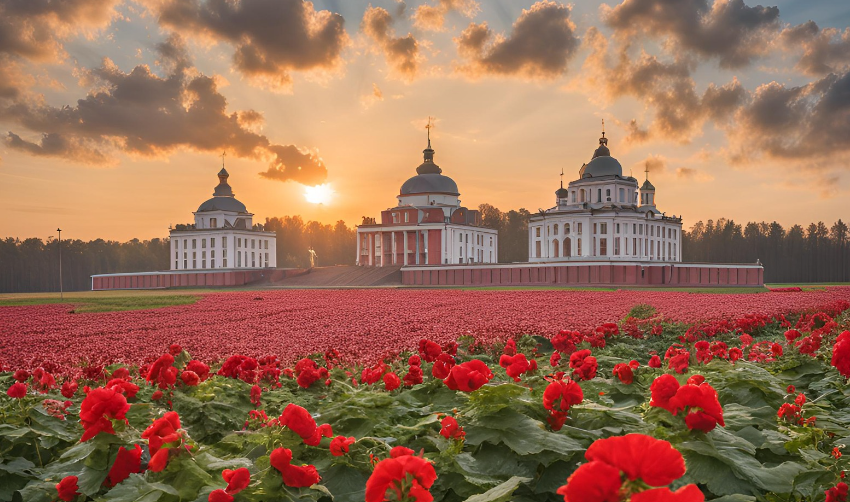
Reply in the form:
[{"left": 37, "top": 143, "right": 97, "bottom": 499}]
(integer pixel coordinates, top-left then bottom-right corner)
[
  {"left": 1, "top": 35, "right": 328, "bottom": 185},
  {"left": 147, "top": 0, "right": 348, "bottom": 90},
  {"left": 582, "top": 28, "right": 746, "bottom": 143},
  {"left": 602, "top": 0, "right": 780, "bottom": 68},
  {"left": 361, "top": 5, "right": 419, "bottom": 81},
  {"left": 0, "top": 0, "right": 121, "bottom": 62},
  {"left": 635, "top": 155, "right": 713, "bottom": 182},
  {"left": 0, "top": 0, "right": 121, "bottom": 99},
  {"left": 455, "top": 1, "right": 579, "bottom": 79},
  {"left": 780, "top": 22, "right": 850, "bottom": 76},
  {"left": 729, "top": 70, "right": 850, "bottom": 167},
  {"left": 413, "top": 0, "right": 479, "bottom": 31}
]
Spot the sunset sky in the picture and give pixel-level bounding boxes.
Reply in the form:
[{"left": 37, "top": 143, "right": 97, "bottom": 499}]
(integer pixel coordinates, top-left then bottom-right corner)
[{"left": 1, "top": 0, "right": 849, "bottom": 242}]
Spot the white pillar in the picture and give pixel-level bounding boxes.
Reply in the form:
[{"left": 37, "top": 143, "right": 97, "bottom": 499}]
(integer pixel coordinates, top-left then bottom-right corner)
[
  {"left": 403, "top": 231, "right": 408, "bottom": 266},
  {"left": 392, "top": 232, "right": 396, "bottom": 265}
]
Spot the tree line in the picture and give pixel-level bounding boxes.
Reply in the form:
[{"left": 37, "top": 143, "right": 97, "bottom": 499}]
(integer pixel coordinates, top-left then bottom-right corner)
[
  {"left": 1, "top": 209, "right": 846, "bottom": 292},
  {"left": 0, "top": 217, "right": 357, "bottom": 293}
]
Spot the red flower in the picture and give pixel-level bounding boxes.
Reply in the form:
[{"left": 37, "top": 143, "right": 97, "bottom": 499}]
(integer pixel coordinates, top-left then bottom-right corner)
[
  {"left": 147, "top": 354, "right": 177, "bottom": 389},
  {"left": 613, "top": 363, "right": 634, "bottom": 385},
  {"left": 250, "top": 385, "right": 262, "bottom": 406},
  {"left": 403, "top": 365, "right": 423, "bottom": 387},
  {"left": 56, "top": 475, "right": 80, "bottom": 502},
  {"left": 419, "top": 340, "right": 442, "bottom": 363},
  {"left": 61, "top": 381, "right": 78, "bottom": 398},
  {"left": 280, "top": 403, "right": 317, "bottom": 439},
  {"left": 785, "top": 329, "right": 802, "bottom": 343},
  {"left": 365, "top": 451, "right": 437, "bottom": 502},
  {"left": 269, "top": 447, "right": 321, "bottom": 487},
  {"left": 826, "top": 482, "right": 849, "bottom": 502},
  {"left": 152, "top": 390, "right": 163, "bottom": 401},
  {"left": 503, "top": 339, "right": 517, "bottom": 356},
  {"left": 383, "top": 372, "right": 401, "bottom": 391},
  {"left": 550, "top": 352, "right": 562, "bottom": 367},
  {"left": 439, "top": 416, "right": 465, "bottom": 440},
  {"left": 585, "top": 434, "right": 686, "bottom": 486},
  {"left": 668, "top": 351, "right": 690, "bottom": 374},
  {"left": 499, "top": 353, "right": 532, "bottom": 382},
  {"left": 330, "top": 435, "right": 356, "bottom": 456},
  {"left": 569, "top": 351, "right": 598, "bottom": 381},
  {"left": 6, "top": 382, "right": 26, "bottom": 399},
  {"left": 105, "top": 378, "right": 140, "bottom": 399},
  {"left": 543, "top": 378, "right": 584, "bottom": 413},
  {"left": 444, "top": 360, "right": 493, "bottom": 392},
  {"left": 649, "top": 374, "right": 681, "bottom": 414},
  {"left": 13, "top": 369, "right": 29, "bottom": 382},
  {"left": 631, "top": 485, "right": 705, "bottom": 502},
  {"left": 431, "top": 353, "right": 456, "bottom": 379},
  {"left": 209, "top": 489, "right": 234, "bottom": 502},
  {"left": 729, "top": 347, "right": 743, "bottom": 362},
  {"left": 831, "top": 332, "right": 850, "bottom": 378},
  {"left": 795, "top": 393, "right": 807, "bottom": 407},
  {"left": 186, "top": 360, "right": 211, "bottom": 381},
  {"left": 222, "top": 467, "right": 250, "bottom": 494},
  {"left": 181, "top": 371, "right": 200, "bottom": 387},
  {"left": 169, "top": 344, "right": 183, "bottom": 356},
  {"left": 686, "top": 375, "right": 705, "bottom": 386},
  {"left": 556, "top": 460, "right": 621, "bottom": 502},
  {"left": 674, "top": 383, "right": 725, "bottom": 432},
  {"left": 648, "top": 355, "right": 662, "bottom": 368},
  {"left": 105, "top": 444, "right": 142, "bottom": 487},
  {"left": 408, "top": 355, "right": 421, "bottom": 366},
  {"left": 142, "top": 411, "right": 183, "bottom": 470},
  {"left": 79, "top": 387, "right": 130, "bottom": 441},
  {"left": 786, "top": 384, "right": 796, "bottom": 394},
  {"left": 148, "top": 448, "right": 170, "bottom": 472}
]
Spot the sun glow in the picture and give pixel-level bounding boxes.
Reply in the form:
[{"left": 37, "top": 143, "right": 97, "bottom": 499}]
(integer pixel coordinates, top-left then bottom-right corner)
[{"left": 304, "top": 184, "right": 334, "bottom": 204}]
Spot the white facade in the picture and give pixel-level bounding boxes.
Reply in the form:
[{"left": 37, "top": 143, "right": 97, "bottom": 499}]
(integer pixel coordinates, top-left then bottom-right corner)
[
  {"left": 529, "top": 133, "right": 683, "bottom": 262},
  {"left": 169, "top": 168, "right": 276, "bottom": 270}
]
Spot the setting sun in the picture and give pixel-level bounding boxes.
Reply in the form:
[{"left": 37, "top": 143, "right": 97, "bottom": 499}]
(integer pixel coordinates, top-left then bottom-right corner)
[{"left": 304, "top": 184, "right": 334, "bottom": 204}]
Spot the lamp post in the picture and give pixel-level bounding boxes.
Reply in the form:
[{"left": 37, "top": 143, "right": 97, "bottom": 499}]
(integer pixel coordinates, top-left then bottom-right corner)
[{"left": 57, "top": 228, "right": 63, "bottom": 300}]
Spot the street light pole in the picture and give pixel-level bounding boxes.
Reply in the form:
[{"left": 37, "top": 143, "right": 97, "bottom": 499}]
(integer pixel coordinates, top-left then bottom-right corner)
[{"left": 57, "top": 228, "right": 63, "bottom": 300}]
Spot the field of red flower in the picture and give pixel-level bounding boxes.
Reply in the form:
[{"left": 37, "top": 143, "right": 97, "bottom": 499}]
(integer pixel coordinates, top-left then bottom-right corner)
[
  {"left": 2, "top": 289, "right": 850, "bottom": 502},
  {"left": 1, "top": 287, "right": 849, "bottom": 373}
]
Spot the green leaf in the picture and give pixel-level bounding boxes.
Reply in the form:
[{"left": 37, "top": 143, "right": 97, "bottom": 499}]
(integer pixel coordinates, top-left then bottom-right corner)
[
  {"left": 462, "top": 476, "right": 532, "bottom": 502},
  {"left": 99, "top": 473, "right": 180, "bottom": 502}
]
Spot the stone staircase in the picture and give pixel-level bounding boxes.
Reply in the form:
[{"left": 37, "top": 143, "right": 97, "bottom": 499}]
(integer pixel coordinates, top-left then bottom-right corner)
[{"left": 271, "top": 265, "right": 402, "bottom": 288}]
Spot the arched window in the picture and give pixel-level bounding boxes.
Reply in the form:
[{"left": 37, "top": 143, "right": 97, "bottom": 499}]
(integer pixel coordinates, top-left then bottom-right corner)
[
  {"left": 565, "top": 223, "right": 571, "bottom": 234},
  {"left": 552, "top": 239, "right": 560, "bottom": 258},
  {"left": 579, "top": 189, "right": 586, "bottom": 202},
  {"left": 606, "top": 189, "right": 611, "bottom": 202},
  {"left": 564, "top": 237, "right": 572, "bottom": 257},
  {"left": 553, "top": 225, "right": 559, "bottom": 235}
]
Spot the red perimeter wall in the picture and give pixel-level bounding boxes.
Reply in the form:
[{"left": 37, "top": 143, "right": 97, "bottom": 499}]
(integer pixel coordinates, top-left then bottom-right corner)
[
  {"left": 401, "top": 263, "right": 763, "bottom": 287},
  {"left": 91, "top": 269, "right": 305, "bottom": 290}
]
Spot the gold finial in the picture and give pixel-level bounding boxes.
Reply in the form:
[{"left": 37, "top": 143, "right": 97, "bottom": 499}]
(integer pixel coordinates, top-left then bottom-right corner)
[
  {"left": 645, "top": 163, "right": 650, "bottom": 181},
  {"left": 221, "top": 150, "right": 227, "bottom": 169},
  {"left": 560, "top": 167, "right": 564, "bottom": 188},
  {"left": 425, "top": 116, "right": 433, "bottom": 148},
  {"left": 602, "top": 118, "right": 605, "bottom": 138}
]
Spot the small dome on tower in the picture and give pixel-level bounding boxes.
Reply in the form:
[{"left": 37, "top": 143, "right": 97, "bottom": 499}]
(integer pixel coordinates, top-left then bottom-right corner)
[
  {"left": 400, "top": 137, "right": 460, "bottom": 196},
  {"left": 197, "top": 168, "right": 248, "bottom": 213},
  {"left": 641, "top": 179, "right": 656, "bottom": 191}
]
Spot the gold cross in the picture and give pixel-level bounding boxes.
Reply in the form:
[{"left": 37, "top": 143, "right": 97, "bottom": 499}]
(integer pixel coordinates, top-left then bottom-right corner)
[{"left": 221, "top": 150, "right": 226, "bottom": 168}]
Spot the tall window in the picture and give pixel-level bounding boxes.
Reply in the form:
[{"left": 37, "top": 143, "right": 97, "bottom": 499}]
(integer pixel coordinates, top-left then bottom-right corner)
[
  {"left": 614, "top": 238, "right": 620, "bottom": 256},
  {"left": 192, "top": 239, "right": 196, "bottom": 249},
  {"left": 619, "top": 188, "right": 624, "bottom": 202},
  {"left": 211, "top": 238, "right": 215, "bottom": 247},
  {"left": 597, "top": 189, "right": 602, "bottom": 202},
  {"left": 536, "top": 227, "right": 541, "bottom": 237},
  {"left": 202, "top": 239, "right": 206, "bottom": 249},
  {"left": 223, "top": 236, "right": 227, "bottom": 248},
  {"left": 553, "top": 225, "right": 559, "bottom": 235},
  {"left": 606, "top": 189, "right": 611, "bottom": 201},
  {"left": 600, "top": 223, "right": 608, "bottom": 234},
  {"left": 210, "top": 218, "right": 217, "bottom": 228},
  {"left": 571, "top": 191, "right": 576, "bottom": 203},
  {"left": 577, "top": 222, "right": 583, "bottom": 234},
  {"left": 600, "top": 238, "right": 607, "bottom": 256},
  {"left": 565, "top": 223, "right": 570, "bottom": 234},
  {"left": 577, "top": 238, "right": 582, "bottom": 255},
  {"left": 535, "top": 241, "right": 541, "bottom": 257}
]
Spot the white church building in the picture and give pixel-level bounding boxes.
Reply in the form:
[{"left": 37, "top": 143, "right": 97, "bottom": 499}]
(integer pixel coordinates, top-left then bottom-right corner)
[
  {"left": 169, "top": 168, "right": 276, "bottom": 270},
  {"left": 529, "top": 129, "right": 683, "bottom": 262},
  {"left": 355, "top": 133, "right": 498, "bottom": 266}
]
